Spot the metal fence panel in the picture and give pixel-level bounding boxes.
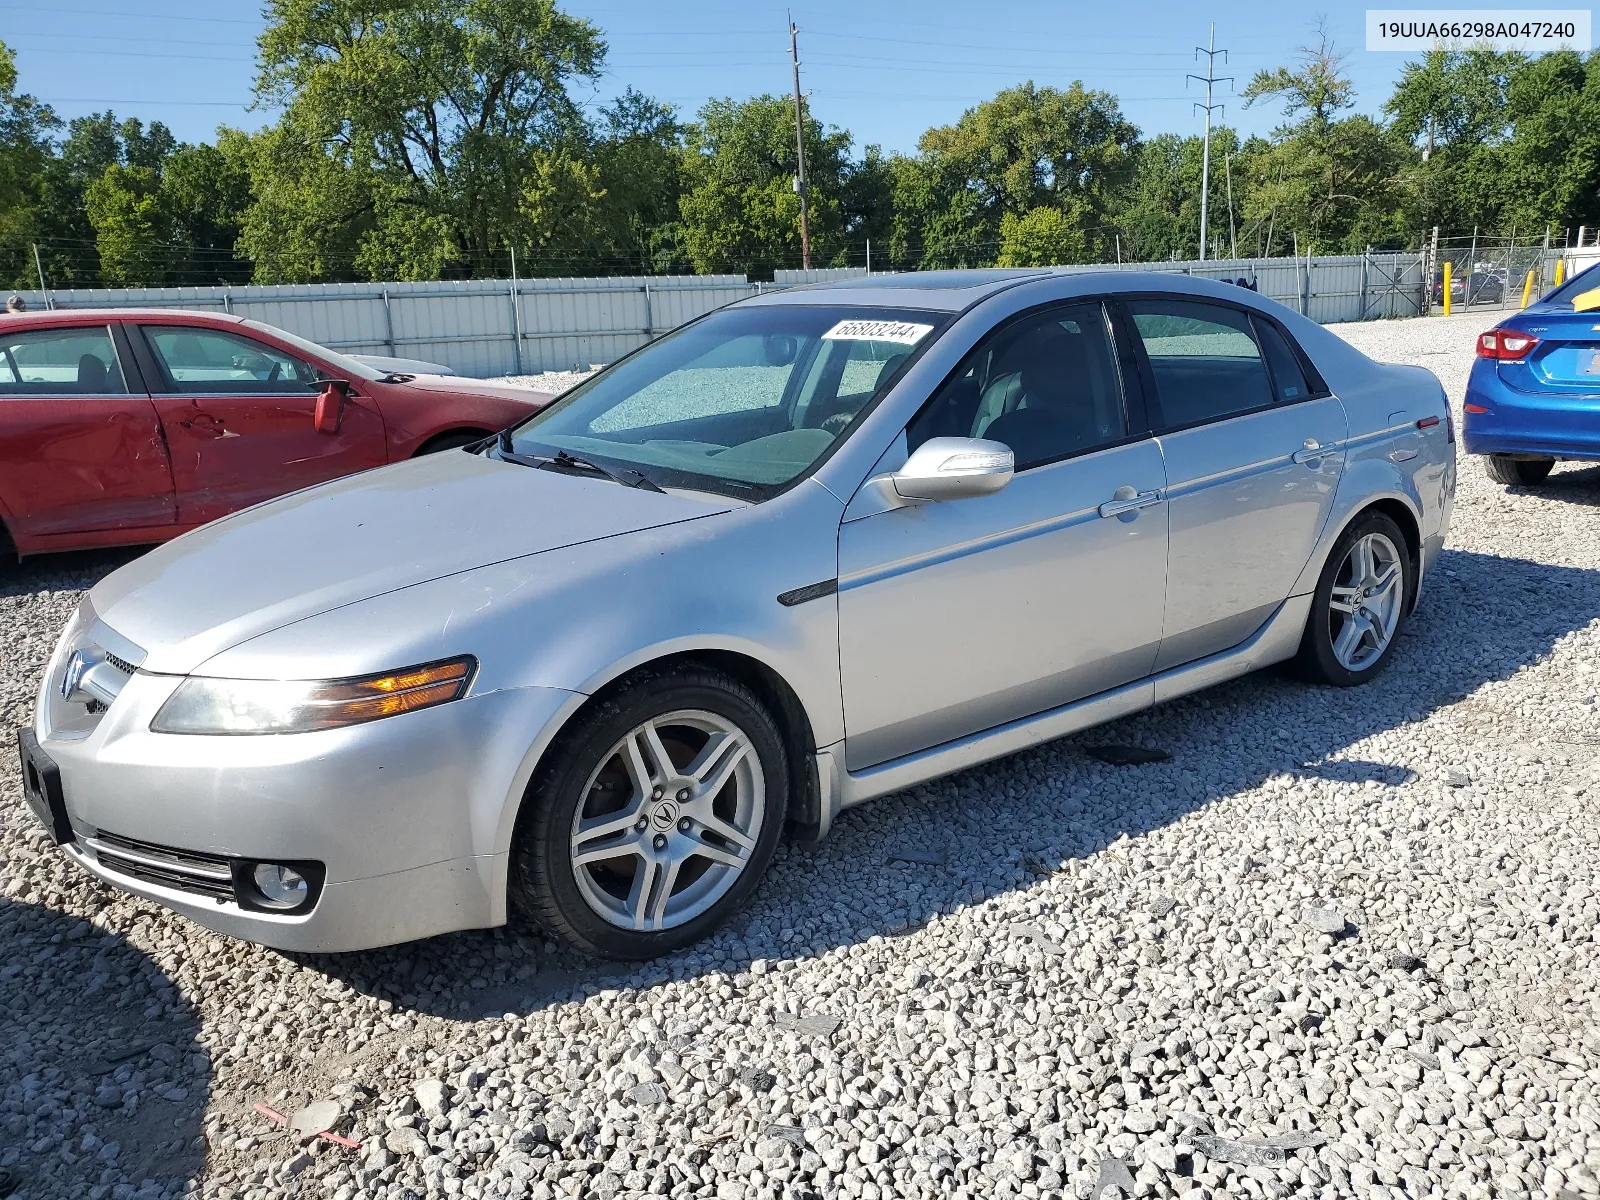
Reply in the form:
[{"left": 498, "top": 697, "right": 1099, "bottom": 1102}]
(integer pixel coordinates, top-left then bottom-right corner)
[{"left": 8, "top": 254, "right": 1431, "bottom": 378}]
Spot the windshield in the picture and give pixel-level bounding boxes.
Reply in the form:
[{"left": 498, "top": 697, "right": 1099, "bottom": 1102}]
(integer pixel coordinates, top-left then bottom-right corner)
[
  {"left": 1540, "top": 261, "right": 1600, "bottom": 309},
  {"left": 502, "top": 305, "right": 950, "bottom": 498},
  {"left": 242, "top": 319, "right": 387, "bottom": 381}
]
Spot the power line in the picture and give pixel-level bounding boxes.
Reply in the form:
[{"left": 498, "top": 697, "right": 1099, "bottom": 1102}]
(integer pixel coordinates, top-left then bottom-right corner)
[{"left": 1187, "top": 24, "right": 1232, "bottom": 262}]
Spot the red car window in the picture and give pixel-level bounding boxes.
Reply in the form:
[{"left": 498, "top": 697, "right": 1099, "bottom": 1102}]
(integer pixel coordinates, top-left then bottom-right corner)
[
  {"left": 1, "top": 326, "right": 129, "bottom": 396},
  {"left": 143, "top": 327, "right": 319, "bottom": 395}
]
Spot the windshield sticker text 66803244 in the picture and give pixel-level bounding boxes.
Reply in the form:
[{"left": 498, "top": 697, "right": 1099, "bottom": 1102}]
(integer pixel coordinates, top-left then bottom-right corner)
[{"left": 820, "top": 319, "right": 934, "bottom": 345}]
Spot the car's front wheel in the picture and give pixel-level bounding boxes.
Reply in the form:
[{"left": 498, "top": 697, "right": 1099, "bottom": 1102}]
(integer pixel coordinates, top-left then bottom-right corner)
[
  {"left": 1296, "top": 512, "right": 1412, "bottom": 686},
  {"left": 510, "top": 665, "right": 787, "bottom": 959},
  {"left": 1484, "top": 454, "right": 1554, "bottom": 486}
]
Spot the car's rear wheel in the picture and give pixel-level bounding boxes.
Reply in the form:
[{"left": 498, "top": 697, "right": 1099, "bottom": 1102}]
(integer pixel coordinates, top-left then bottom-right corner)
[
  {"left": 510, "top": 665, "right": 787, "bottom": 959},
  {"left": 1484, "top": 454, "right": 1554, "bottom": 486},
  {"left": 1295, "top": 512, "right": 1412, "bottom": 687}
]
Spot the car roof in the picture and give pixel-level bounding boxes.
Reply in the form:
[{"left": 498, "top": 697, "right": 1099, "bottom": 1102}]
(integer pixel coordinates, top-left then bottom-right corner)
[
  {"left": 739, "top": 268, "right": 1274, "bottom": 313},
  {"left": 741, "top": 269, "right": 1051, "bottom": 311},
  {"left": 0, "top": 307, "right": 245, "bottom": 328}
]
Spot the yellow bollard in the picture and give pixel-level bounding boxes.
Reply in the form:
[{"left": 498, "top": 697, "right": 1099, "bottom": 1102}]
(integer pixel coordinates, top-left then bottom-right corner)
[
  {"left": 1555, "top": 258, "right": 1566, "bottom": 287},
  {"left": 1522, "top": 270, "right": 1535, "bottom": 308},
  {"left": 1442, "top": 260, "right": 1452, "bottom": 315}
]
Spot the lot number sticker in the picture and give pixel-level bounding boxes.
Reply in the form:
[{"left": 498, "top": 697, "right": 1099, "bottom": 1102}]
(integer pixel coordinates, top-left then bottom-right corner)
[{"left": 821, "top": 319, "right": 933, "bottom": 345}]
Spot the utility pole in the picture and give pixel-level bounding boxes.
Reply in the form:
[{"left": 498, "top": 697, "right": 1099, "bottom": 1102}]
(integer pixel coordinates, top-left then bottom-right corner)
[
  {"left": 1224, "top": 151, "right": 1237, "bottom": 259},
  {"left": 1187, "top": 24, "right": 1232, "bottom": 262},
  {"left": 789, "top": 13, "right": 812, "bottom": 271}
]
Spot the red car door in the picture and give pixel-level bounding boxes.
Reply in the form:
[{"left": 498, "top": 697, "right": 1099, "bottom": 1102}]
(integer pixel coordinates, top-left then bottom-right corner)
[
  {"left": 136, "top": 322, "right": 388, "bottom": 525},
  {"left": 0, "top": 322, "right": 175, "bottom": 544}
]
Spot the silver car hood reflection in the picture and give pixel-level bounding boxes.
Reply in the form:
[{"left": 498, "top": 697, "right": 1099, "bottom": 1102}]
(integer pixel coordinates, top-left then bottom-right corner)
[{"left": 91, "top": 450, "right": 735, "bottom": 675}]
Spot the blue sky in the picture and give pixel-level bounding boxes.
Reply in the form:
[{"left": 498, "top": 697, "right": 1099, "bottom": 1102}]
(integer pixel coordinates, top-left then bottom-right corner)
[{"left": 0, "top": 0, "right": 1568, "bottom": 153}]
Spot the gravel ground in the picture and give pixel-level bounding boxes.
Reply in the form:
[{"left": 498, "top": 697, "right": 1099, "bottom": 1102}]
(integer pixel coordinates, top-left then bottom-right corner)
[
  {"left": 5, "top": 311, "right": 1600, "bottom": 1200},
  {"left": 497, "top": 369, "right": 599, "bottom": 396}
]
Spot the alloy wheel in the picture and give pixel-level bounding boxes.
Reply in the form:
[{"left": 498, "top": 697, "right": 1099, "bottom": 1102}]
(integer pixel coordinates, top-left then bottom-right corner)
[
  {"left": 568, "top": 709, "right": 764, "bottom": 932},
  {"left": 1327, "top": 531, "right": 1403, "bottom": 672}
]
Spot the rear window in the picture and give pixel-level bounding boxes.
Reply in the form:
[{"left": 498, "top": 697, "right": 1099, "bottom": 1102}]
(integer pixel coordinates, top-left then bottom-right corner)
[
  {"left": 1541, "top": 261, "right": 1600, "bottom": 308},
  {"left": 1253, "top": 318, "right": 1312, "bottom": 402},
  {"left": 0, "top": 326, "right": 128, "bottom": 396}
]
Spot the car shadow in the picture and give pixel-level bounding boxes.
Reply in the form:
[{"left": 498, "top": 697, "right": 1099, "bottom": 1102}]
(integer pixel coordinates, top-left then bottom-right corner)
[
  {"left": 1534, "top": 460, "right": 1600, "bottom": 506},
  {"left": 0, "top": 896, "right": 209, "bottom": 1198},
  {"left": 295, "top": 543, "right": 1599, "bottom": 1020}
]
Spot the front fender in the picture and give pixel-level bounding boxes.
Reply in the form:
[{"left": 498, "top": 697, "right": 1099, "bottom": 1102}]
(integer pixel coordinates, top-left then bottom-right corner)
[{"left": 195, "top": 479, "right": 848, "bottom": 868}]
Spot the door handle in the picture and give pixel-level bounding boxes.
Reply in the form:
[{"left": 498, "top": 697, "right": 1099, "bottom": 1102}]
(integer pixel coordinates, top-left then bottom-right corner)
[
  {"left": 179, "top": 414, "right": 225, "bottom": 437},
  {"left": 1098, "top": 487, "right": 1163, "bottom": 518},
  {"left": 1292, "top": 438, "right": 1329, "bottom": 465}
]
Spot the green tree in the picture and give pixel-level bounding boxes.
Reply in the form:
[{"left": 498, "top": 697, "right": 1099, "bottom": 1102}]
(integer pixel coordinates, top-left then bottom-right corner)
[
  {"left": 1243, "top": 26, "right": 1414, "bottom": 252},
  {"left": 0, "top": 40, "right": 58, "bottom": 288},
  {"left": 996, "top": 205, "right": 1086, "bottom": 266},
  {"left": 250, "top": 0, "right": 607, "bottom": 279},
  {"left": 676, "top": 94, "right": 851, "bottom": 277},
  {"left": 84, "top": 165, "right": 174, "bottom": 285},
  {"left": 892, "top": 81, "right": 1139, "bottom": 268},
  {"left": 34, "top": 113, "right": 181, "bottom": 285}
]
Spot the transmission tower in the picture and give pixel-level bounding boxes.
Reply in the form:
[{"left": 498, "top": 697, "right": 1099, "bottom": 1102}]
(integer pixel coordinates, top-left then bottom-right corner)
[{"left": 1188, "top": 24, "right": 1232, "bottom": 262}]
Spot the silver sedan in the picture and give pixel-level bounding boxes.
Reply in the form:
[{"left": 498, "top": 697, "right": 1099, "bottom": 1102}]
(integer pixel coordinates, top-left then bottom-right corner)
[{"left": 22, "top": 270, "right": 1456, "bottom": 959}]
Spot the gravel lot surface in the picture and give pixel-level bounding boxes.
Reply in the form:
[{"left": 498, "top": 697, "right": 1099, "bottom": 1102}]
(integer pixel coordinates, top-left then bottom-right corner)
[
  {"left": 4, "top": 312, "right": 1600, "bottom": 1200},
  {"left": 498, "top": 370, "right": 599, "bottom": 396}
]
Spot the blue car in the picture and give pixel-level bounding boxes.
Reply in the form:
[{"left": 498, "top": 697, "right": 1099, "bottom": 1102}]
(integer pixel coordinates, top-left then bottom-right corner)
[{"left": 1464, "top": 260, "right": 1600, "bottom": 484}]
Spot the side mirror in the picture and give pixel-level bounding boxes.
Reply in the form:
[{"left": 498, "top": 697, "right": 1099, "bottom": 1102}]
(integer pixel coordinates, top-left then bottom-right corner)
[
  {"left": 889, "top": 436, "right": 1014, "bottom": 502},
  {"left": 313, "top": 379, "right": 349, "bottom": 435}
]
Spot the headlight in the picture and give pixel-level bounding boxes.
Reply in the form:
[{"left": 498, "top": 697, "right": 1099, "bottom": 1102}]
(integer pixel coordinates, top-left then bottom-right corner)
[{"left": 151, "top": 657, "right": 475, "bottom": 735}]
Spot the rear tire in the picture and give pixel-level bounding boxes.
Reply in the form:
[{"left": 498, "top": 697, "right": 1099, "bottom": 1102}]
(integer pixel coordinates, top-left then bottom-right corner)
[
  {"left": 1295, "top": 512, "right": 1413, "bottom": 687},
  {"left": 1484, "top": 455, "right": 1554, "bottom": 486},
  {"left": 509, "top": 665, "right": 788, "bottom": 960}
]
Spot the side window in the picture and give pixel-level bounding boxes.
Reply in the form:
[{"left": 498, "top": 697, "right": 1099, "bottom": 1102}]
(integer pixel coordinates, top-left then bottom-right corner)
[
  {"left": 1127, "top": 298, "right": 1273, "bottom": 428},
  {"left": 1253, "top": 317, "right": 1313, "bottom": 403},
  {"left": 0, "top": 326, "right": 128, "bottom": 396},
  {"left": 907, "top": 302, "right": 1127, "bottom": 471},
  {"left": 142, "top": 327, "right": 319, "bottom": 394}
]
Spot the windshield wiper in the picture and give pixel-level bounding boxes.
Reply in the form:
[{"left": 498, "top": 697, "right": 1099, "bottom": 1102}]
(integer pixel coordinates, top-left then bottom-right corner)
[{"left": 494, "top": 431, "right": 664, "bottom": 492}]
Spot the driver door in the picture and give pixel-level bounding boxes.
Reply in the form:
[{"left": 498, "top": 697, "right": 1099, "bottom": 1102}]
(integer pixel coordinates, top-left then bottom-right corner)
[
  {"left": 136, "top": 323, "right": 388, "bottom": 525},
  {"left": 836, "top": 301, "right": 1170, "bottom": 770}
]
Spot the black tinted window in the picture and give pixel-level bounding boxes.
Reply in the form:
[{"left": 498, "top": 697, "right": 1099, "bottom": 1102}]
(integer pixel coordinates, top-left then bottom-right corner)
[
  {"left": 1254, "top": 318, "right": 1312, "bottom": 402},
  {"left": 1128, "top": 299, "right": 1272, "bottom": 428},
  {"left": 0, "top": 326, "right": 128, "bottom": 396},
  {"left": 908, "top": 302, "right": 1126, "bottom": 471}
]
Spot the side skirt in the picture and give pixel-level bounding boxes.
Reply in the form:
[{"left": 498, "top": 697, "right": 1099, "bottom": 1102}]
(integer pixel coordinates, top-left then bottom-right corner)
[{"left": 812, "top": 591, "right": 1314, "bottom": 822}]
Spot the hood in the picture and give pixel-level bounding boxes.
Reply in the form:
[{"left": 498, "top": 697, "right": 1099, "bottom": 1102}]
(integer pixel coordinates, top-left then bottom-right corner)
[
  {"left": 92, "top": 450, "right": 734, "bottom": 674},
  {"left": 403, "top": 373, "right": 555, "bottom": 406}
]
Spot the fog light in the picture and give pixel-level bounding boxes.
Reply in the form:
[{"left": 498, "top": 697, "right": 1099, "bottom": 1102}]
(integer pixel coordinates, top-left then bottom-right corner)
[{"left": 252, "top": 863, "right": 309, "bottom": 909}]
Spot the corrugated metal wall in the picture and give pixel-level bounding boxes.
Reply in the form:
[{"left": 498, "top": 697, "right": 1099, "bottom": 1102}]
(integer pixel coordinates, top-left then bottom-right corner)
[{"left": 10, "top": 253, "right": 1428, "bottom": 378}]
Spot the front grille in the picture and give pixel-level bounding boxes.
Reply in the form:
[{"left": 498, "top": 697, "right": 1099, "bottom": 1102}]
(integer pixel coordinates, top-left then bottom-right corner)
[
  {"left": 83, "top": 831, "right": 236, "bottom": 902},
  {"left": 103, "top": 652, "right": 137, "bottom": 676}
]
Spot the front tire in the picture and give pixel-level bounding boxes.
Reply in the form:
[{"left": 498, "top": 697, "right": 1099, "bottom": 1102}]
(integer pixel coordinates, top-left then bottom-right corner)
[
  {"left": 1484, "top": 455, "right": 1553, "bottom": 486},
  {"left": 1295, "top": 512, "right": 1412, "bottom": 686},
  {"left": 510, "top": 665, "right": 788, "bottom": 959}
]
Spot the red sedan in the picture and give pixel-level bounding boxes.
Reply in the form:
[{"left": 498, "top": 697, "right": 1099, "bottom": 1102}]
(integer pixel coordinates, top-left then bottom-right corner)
[{"left": 0, "top": 309, "right": 553, "bottom": 557}]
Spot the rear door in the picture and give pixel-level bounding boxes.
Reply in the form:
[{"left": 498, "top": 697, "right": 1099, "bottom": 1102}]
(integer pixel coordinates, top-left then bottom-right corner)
[
  {"left": 135, "top": 323, "right": 388, "bottom": 525},
  {"left": 1123, "top": 297, "right": 1347, "bottom": 671},
  {"left": 0, "top": 323, "right": 175, "bottom": 541}
]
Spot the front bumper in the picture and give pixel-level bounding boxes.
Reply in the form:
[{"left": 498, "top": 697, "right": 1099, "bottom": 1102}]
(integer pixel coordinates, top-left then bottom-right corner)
[{"left": 34, "top": 671, "right": 579, "bottom": 953}]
